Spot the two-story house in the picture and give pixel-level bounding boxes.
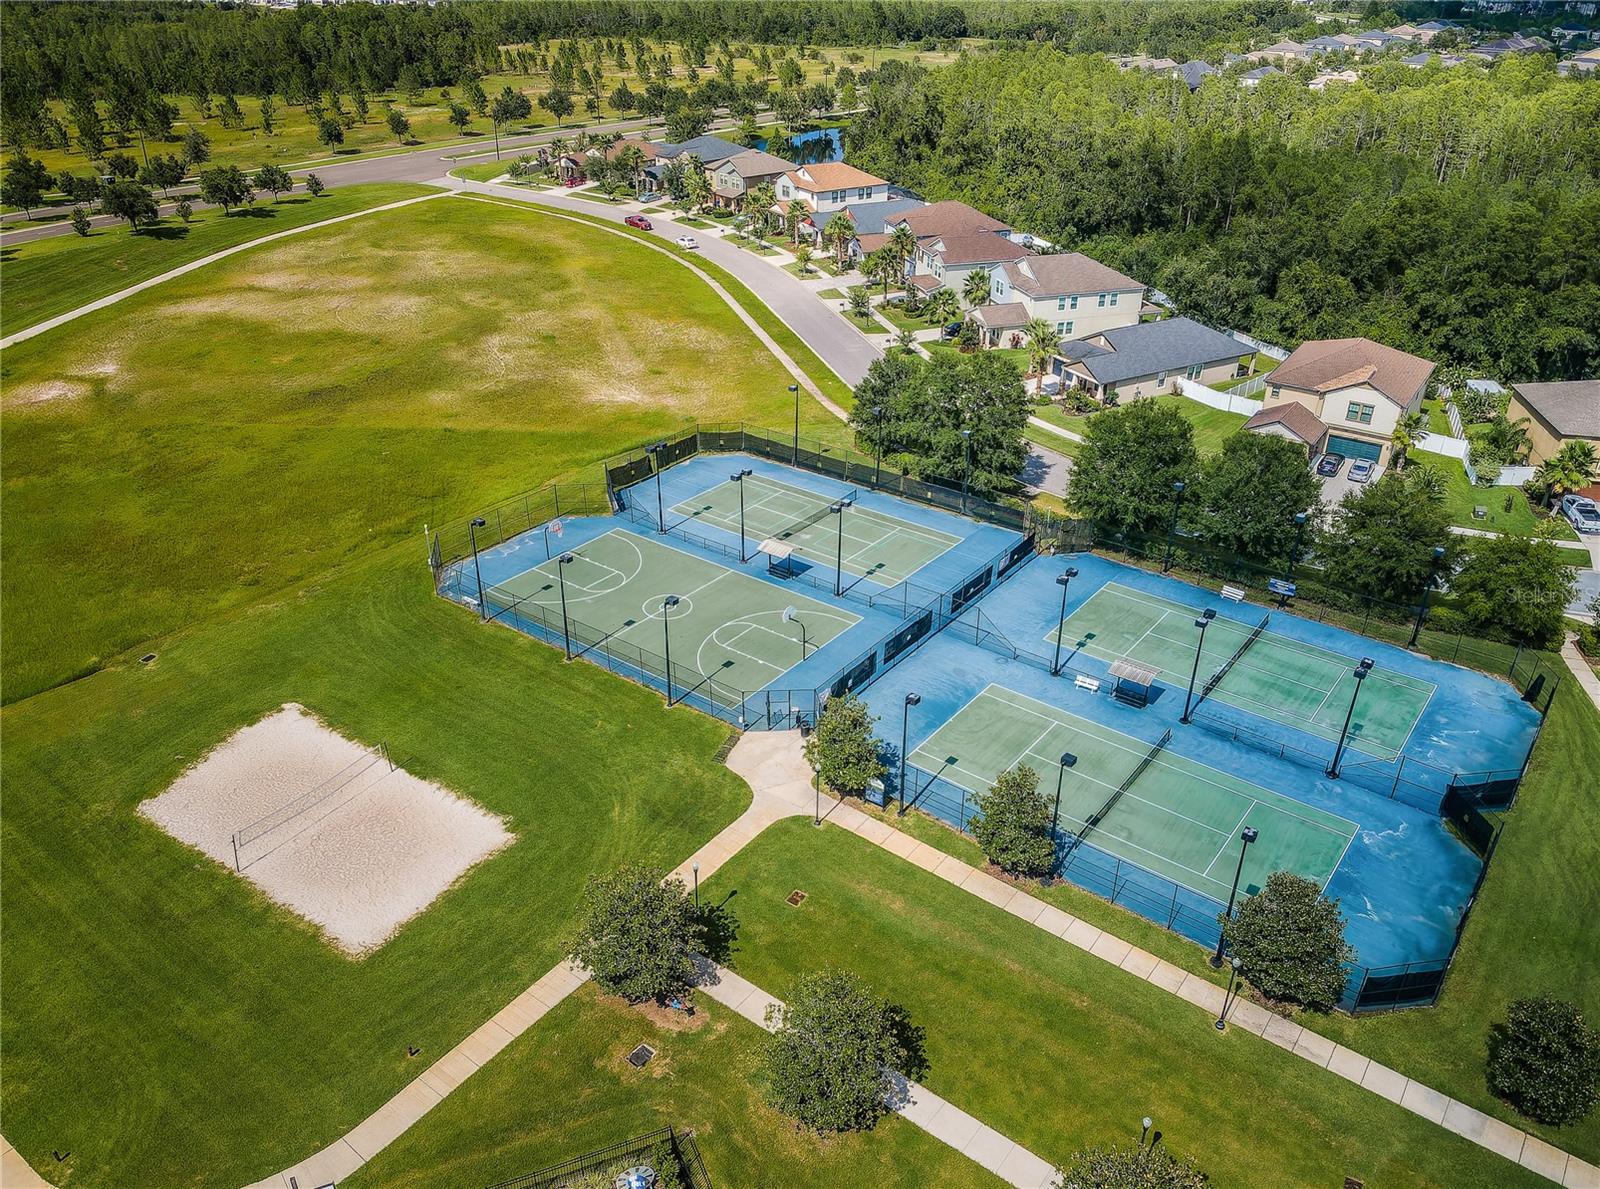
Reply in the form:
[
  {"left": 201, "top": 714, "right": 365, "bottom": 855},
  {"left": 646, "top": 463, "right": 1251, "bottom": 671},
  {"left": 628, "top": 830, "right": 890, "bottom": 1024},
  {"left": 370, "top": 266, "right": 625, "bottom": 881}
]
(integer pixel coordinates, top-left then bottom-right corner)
[
  {"left": 1257, "top": 337, "right": 1436, "bottom": 466},
  {"left": 773, "top": 162, "right": 893, "bottom": 243},
  {"left": 969, "top": 253, "right": 1146, "bottom": 346},
  {"left": 708, "top": 149, "right": 796, "bottom": 211},
  {"left": 885, "top": 202, "right": 1021, "bottom": 302}
]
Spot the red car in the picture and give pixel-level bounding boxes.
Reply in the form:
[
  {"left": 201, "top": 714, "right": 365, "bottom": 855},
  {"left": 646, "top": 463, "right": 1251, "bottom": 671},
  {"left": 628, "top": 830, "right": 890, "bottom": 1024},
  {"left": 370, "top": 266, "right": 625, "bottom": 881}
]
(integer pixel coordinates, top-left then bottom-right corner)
[
  {"left": 562, "top": 177, "right": 583, "bottom": 188},
  {"left": 624, "top": 214, "right": 653, "bottom": 230}
]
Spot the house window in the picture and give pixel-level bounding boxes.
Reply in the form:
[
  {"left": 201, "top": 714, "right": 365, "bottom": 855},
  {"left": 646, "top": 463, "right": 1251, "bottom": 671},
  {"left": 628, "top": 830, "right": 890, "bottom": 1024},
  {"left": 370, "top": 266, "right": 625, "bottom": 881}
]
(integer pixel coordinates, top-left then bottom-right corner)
[
  {"left": 1056, "top": 321, "right": 1066, "bottom": 334},
  {"left": 1109, "top": 293, "right": 1119, "bottom": 306},
  {"left": 829, "top": 189, "right": 845, "bottom": 203},
  {"left": 1186, "top": 364, "right": 1202, "bottom": 380},
  {"left": 1346, "top": 402, "right": 1375, "bottom": 424},
  {"left": 856, "top": 187, "right": 871, "bottom": 201},
  {"left": 1157, "top": 371, "right": 1168, "bottom": 385},
  {"left": 1057, "top": 297, "right": 1067, "bottom": 311},
  {"left": 1097, "top": 293, "right": 1108, "bottom": 307},
  {"left": 1270, "top": 385, "right": 1281, "bottom": 400}
]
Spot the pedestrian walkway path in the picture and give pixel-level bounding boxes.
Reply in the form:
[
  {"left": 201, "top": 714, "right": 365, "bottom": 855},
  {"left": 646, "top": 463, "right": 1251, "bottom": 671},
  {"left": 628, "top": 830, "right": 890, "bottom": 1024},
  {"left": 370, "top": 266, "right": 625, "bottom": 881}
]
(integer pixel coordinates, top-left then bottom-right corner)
[
  {"left": 1027, "top": 414, "right": 1083, "bottom": 443},
  {"left": 1, "top": 1134, "right": 51, "bottom": 1188},
  {"left": 1561, "top": 634, "right": 1600, "bottom": 714}
]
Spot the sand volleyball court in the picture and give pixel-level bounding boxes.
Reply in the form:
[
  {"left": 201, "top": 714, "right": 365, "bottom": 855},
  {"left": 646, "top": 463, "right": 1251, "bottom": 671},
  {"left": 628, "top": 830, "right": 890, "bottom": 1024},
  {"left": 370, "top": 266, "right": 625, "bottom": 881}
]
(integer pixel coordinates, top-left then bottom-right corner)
[{"left": 140, "top": 703, "right": 512, "bottom": 954}]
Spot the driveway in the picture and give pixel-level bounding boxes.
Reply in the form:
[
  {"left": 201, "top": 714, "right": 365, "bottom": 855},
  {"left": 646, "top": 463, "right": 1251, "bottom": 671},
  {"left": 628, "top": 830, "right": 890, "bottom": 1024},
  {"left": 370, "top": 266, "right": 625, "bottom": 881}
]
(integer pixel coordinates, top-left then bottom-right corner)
[
  {"left": 1020, "top": 441, "right": 1071, "bottom": 498},
  {"left": 1315, "top": 457, "right": 1383, "bottom": 510}
]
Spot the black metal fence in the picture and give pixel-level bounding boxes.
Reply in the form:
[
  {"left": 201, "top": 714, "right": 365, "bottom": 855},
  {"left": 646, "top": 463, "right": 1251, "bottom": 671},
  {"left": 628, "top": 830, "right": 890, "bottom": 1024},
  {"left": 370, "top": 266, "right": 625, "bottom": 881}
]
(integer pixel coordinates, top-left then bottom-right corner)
[{"left": 487, "top": 1125, "right": 711, "bottom": 1189}]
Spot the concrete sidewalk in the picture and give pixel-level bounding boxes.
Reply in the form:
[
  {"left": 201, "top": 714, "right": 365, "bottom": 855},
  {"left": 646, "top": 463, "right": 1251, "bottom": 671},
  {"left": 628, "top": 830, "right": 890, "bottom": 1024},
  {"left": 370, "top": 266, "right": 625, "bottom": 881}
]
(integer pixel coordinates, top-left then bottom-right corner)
[{"left": 1561, "top": 635, "right": 1600, "bottom": 713}]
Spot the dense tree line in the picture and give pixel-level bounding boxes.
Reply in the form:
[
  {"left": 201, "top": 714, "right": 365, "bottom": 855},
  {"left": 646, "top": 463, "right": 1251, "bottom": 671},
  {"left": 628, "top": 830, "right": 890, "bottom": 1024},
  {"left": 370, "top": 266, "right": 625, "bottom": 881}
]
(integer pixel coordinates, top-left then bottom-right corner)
[{"left": 845, "top": 50, "right": 1600, "bottom": 381}]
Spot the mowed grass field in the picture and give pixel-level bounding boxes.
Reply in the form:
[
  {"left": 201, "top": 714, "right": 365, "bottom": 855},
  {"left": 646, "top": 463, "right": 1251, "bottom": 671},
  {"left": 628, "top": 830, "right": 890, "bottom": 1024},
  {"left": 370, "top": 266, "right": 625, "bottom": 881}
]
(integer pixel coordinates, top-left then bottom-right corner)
[
  {"left": 0, "top": 183, "right": 432, "bottom": 337},
  {"left": 0, "top": 191, "right": 844, "bottom": 704},
  {"left": 344, "top": 984, "right": 1002, "bottom": 1188}
]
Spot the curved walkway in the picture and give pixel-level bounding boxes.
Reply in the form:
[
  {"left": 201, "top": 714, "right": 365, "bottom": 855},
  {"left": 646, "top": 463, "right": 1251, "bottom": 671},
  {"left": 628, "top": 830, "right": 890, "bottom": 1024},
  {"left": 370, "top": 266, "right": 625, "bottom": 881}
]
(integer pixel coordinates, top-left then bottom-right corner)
[{"left": 0, "top": 191, "right": 448, "bottom": 350}]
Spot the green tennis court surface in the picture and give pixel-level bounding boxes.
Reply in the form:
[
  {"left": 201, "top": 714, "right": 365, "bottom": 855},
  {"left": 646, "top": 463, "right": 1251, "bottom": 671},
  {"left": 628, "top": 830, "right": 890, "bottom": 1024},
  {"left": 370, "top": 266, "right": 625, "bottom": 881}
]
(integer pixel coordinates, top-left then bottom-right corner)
[
  {"left": 909, "top": 685, "right": 1357, "bottom": 903},
  {"left": 671, "top": 473, "right": 960, "bottom": 586},
  {"left": 1049, "top": 583, "right": 1434, "bottom": 758},
  {"left": 485, "top": 529, "right": 860, "bottom": 693}
]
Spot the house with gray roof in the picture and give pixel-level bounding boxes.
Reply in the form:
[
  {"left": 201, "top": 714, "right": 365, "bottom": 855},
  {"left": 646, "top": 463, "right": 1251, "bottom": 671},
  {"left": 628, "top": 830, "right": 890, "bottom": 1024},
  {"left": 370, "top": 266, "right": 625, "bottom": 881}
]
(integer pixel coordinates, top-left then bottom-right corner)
[
  {"left": 1239, "top": 65, "right": 1280, "bottom": 87},
  {"left": 1174, "top": 60, "right": 1218, "bottom": 91},
  {"left": 708, "top": 148, "right": 796, "bottom": 210},
  {"left": 976, "top": 252, "right": 1147, "bottom": 344},
  {"left": 1049, "top": 317, "right": 1251, "bottom": 402},
  {"left": 1505, "top": 380, "right": 1600, "bottom": 465}
]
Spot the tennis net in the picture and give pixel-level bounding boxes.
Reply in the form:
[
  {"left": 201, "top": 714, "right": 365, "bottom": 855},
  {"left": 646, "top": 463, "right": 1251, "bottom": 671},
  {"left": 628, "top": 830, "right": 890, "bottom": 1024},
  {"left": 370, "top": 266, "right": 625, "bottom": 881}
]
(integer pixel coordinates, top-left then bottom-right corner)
[
  {"left": 769, "top": 484, "right": 859, "bottom": 543},
  {"left": 1076, "top": 728, "right": 1172, "bottom": 841},
  {"left": 1198, "top": 611, "right": 1270, "bottom": 703}
]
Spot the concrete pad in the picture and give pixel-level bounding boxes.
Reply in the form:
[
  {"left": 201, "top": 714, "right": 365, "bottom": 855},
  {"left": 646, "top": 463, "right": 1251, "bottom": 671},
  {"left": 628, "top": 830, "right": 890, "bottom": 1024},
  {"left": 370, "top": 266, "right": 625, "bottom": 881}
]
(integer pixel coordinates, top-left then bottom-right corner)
[
  {"left": 905, "top": 841, "right": 948, "bottom": 872},
  {"left": 924, "top": 1101, "right": 983, "bottom": 1151},
  {"left": 1088, "top": 932, "right": 1133, "bottom": 967},
  {"left": 0, "top": 1142, "right": 52, "bottom": 1189},
  {"left": 932, "top": 852, "right": 970, "bottom": 883},
  {"left": 1260, "top": 1013, "right": 1303, "bottom": 1052},
  {"left": 1002, "top": 891, "right": 1048, "bottom": 924},
  {"left": 894, "top": 1081, "right": 944, "bottom": 1130},
  {"left": 1441, "top": 1100, "right": 1527, "bottom": 1164},
  {"left": 1145, "top": 960, "right": 1189, "bottom": 994},
  {"left": 1117, "top": 946, "right": 1160, "bottom": 979},
  {"left": 1062, "top": 917, "right": 1103, "bottom": 952},
  {"left": 1563, "top": 1155, "right": 1600, "bottom": 1188},
  {"left": 962, "top": 1122, "right": 1017, "bottom": 1171},
  {"left": 456, "top": 1019, "right": 518, "bottom": 1068},
  {"left": 1291, "top": 1027, "right": 1338, "bottom": 1068},
  {"left": 530, "top": 963, "right": 586, "bottom": 1007},
  {"left": 278, "top": 1139, "right": 365, "bottom": 1189},
  {"left": 879, "top": 828, "right": 921, "bottom": 860},
  {"left": 851, "top": 816, "right": 896, "bottom": 845},
  {"left": 1325, "top": 1044, "right": 1370, "bottom": 1084},
  {"left": 997, "top": 1143, "right": 1060, "bottom": 1189},
  {"left": 1359, "top": 1060, "right": 1409, "bottom": 1104},
  {"left": 344, "top": 1078, "right": 443, "bottom": 1160},
  {"left": 1175, "top": 973, "right": 1228, "bottom": 1015},
  {"left": 963, "top": 872, "right": 1018, "bottom": 909},
  {"left": 1399, "top": 1079, "right": 1450, "bottom": 1125},
  {"left": 1520, "top": 1134, "right": 1571, "bottom": 1181},
  {"left": 418, "top": 1045, "right": 481, "bottom": 1097},
  {"left": 1225, "top": 997, "right": 1273, "bottom": 1037},
  {"left": 1031, "top": 903, "right": 1077, "bottom": 938},
  {"left": 700, "top": 967, "right": 760, "bottom": 1012},
  {"left": 492, "top": 987, "right": 553, "bottom": 1035}
]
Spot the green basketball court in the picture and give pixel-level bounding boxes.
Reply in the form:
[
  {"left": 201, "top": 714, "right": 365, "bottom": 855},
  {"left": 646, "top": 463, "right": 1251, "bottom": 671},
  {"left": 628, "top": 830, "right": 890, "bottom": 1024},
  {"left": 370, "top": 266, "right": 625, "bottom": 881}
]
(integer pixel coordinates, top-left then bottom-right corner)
[
  {"left": 484, "top": 529, "right": 859, "bottom": 694},
  {"left": 909, "top": 685, "right": 1357, "bottom": 904},
  {"left": 1049, "top": 583, "right": 1434, "bottom": 758},
  {"left": 671, "top": 473, "right": 961, "bottom": 586}
]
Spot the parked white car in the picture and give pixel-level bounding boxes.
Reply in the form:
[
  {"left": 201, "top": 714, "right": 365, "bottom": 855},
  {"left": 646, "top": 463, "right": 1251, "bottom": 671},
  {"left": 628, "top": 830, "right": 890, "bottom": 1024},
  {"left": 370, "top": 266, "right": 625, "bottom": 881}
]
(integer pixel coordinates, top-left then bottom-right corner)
[
  {"left": 1561, "top": 494, "right": 1600, "bottom": 534},
  {"left": 1036, "top": 374, "right": 1062, "bottom": 397},
  {"left": 675, "top": 235, "right": 699, "bottom": 250}
]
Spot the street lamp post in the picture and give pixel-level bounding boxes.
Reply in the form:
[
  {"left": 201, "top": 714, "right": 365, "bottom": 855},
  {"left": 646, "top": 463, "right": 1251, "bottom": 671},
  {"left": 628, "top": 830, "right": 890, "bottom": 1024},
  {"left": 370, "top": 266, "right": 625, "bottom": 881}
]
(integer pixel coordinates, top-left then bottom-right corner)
[
  {"left": 1049, "top": 752, "right": 1075, "bottom": 858},
  {"left": 1215, "top": 957, "right": 1243, "bottom": 1031},
  {"left": 731, "top": 468, "right": 753, "bottom": 561},
  {"left": 1327, "top": 658, "right": 1374, "bottom": 778},
  {"left": 692, "top": 861, "right": 700, "bottom": 909},
  {"left": 1282, "top": 511, "right": 1308, "bottom": 607},
  {"left": 1051, "top": 567, "right": 1080, "bottom": 676},
  {"left": 899, "top": 692, "right": 921, "bottom": 815},
  {"left": 1409, "top": 545, "right": 1448, "bottom": 648},
  {"left": 831, "top": 498, "right": 852, "bottom": 596},
  {"left": 660, "top": 594, "right": 681, "bottom": 705},
  {"left": 467, "top": 517, "right": 488, "bottom": 620},
  {"left": 1180, "top": 609, "right": 1217, "bottom": 723},
  {"left": 961, "top": 428, "right": 973, "bottom": 514},
  {"left": 790, "top": 383, "right": 800, "bottom": 463},
  {"left": 1140, "top": 1117, "right": 1154, "bottom": 1151},
  {"left": 1210, "top": 825, "right": 1258, "bottom": 967},
  {"left": 556, "top": 552, "right": 576, "bottom": 659},
  {"left": 645, "top": 442, "right": 667, "bottom": 533},
  {"left": 1163, "top": 480, "right": 1186, "bottom": 572}
]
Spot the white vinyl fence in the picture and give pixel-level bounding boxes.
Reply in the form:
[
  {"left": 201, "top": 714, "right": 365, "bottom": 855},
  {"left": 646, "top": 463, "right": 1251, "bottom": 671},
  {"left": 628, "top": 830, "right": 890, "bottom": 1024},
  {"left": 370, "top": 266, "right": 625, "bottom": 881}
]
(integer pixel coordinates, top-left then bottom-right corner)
[{"left": 1173, "top": 377, "right": 1266, "bottom": 415}]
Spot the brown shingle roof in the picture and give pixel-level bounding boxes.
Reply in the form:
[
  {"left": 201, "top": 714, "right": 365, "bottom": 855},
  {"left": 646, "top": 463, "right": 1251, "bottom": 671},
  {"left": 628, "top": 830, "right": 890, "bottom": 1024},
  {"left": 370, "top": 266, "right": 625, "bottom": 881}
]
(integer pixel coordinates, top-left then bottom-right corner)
[
  {"left": 1510, "top": 380, "right": 1600, "bottom": 438},
  {"left": 970, "top": 302, "right": 1029, "bottom": 329},
  {"left": 785, "top": 162, "right": 888, "bottom": 191},
  {"left": 1003, "top": 253, "right": 1143, "bottom": 298},
  {"left": 927, "top": 233, "right": 1030, "bottom": 267},
  {"left": 1265, "top": 337, "right": 1435, "bottom": 406},
  {"left": 1244, "top": 400, "right": 1328, "bottom": 445},
  {"left": 719, "top": 148, "right": 796, "bottom": 178},
  {"left": 894, "top": 200, "right": 1011, "bottom": 239}
]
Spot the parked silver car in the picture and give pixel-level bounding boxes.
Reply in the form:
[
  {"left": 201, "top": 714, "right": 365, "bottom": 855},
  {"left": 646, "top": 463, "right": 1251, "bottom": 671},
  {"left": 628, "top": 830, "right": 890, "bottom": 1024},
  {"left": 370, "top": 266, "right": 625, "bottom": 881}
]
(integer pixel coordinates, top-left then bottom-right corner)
[{"left": 1561, "top": 494, "right": 1600, "bottom": 534}]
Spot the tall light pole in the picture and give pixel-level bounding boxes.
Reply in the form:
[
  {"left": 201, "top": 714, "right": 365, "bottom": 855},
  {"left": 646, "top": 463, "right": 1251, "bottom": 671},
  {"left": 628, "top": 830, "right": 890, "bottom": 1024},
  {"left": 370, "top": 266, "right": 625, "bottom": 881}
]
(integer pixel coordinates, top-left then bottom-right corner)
[
  {"left": 731, "top": 468, "right": 753, "bottom": 561},
  {"left": 645, "top": 441, "right": 667, "bottom": 533},
  {"left": 660, "top": 594, "right": 681, "bottom": 705},
  {"left": 790, "top": 383, "right": 800, "bottom": 463},
  {"left": 1281, "top": 511, "right": 1308, "bottom": 607},
  {"left": 468, "top": 517, "right": 487, "bottom": 619},
  {"left": 1210, "top": 825, "right": 1258, "bottom": 967},
  {"left": 961, "top": 428, "right": 973, "bottom": 514},
  {"left": 1409, "top": 545, "right": 1448, "bottom": 648},
  {"left": 1327, "top": 658, "right": 1374, "bottom": 778},
  {"left": 1215, "top": 957, "right": 1243, "bottom": 1031},
  {"left": 872, "top": 404, "right": 885, "bottom": 487},
  {"left": 1163, "top": 480, "right": 1186, "bottom": 573},
  {"left": 899, "top": 691, "right": 921, "bottom": 815},
  {"left": 1049, "top": 752, "right": 1076, "bottom": 856},
  {"left": 1180, "top": 609, "right": 1217, "bottom": 723},
  {"left": 831, "top": 497, "right": 852, "bottom": 596},
  {"left": 692, "top": 860, "right": 699, "bottom": 909},
  {"left": 556, "top": 551, "right": 576, "bottom": 658},
  {"left": 1051, "top": 567, "right": 1080, "bottom": 676}
]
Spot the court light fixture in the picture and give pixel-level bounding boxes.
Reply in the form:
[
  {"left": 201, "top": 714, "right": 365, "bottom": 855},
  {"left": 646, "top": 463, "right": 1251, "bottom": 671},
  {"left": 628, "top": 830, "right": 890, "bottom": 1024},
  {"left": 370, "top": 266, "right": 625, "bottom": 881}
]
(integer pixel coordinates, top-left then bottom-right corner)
[
  {"left": 1180, "top": 608, "right": 1217, "bottom": 724},
  {"left": 556, "top": 552, "right": 576, "bottom": 659},
  {"left": 1051, "top": 567, "right": 1080, "bottom": 676},
  {"left": 661, "top": 594, "right": 681, "bottom": 705},
  {"left": 899, "top": 692, "right": 921, "bottom": 816},
  {"left": 467, "top": 517, "right": 488, "bottom": 620},
  {"left": 1326, "top": 658, "right": 1374, "bottom": 779},
  {"left": 1211, "top": 825, "right": 1258, "bottom": 968}
]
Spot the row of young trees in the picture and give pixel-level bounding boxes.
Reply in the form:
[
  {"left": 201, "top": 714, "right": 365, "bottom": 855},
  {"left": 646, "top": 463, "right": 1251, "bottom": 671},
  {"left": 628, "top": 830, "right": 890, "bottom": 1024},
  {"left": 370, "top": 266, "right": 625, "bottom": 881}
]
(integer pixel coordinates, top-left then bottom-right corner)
[{"left": 844, "top": 50, "right": 1600, "bottom": 382}]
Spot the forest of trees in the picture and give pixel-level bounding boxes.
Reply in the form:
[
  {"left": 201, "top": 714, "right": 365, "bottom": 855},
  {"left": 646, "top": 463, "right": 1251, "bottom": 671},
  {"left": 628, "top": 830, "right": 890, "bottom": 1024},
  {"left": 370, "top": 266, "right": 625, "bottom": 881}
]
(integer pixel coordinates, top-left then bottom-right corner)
[{"left": 845, "top": 50, "right": 1600, "bottom": 381}]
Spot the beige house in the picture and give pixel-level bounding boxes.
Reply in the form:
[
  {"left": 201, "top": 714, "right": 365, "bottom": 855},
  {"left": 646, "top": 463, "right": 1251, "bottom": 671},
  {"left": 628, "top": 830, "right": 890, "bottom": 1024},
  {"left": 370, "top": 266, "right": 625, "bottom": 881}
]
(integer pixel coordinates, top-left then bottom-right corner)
[
  {"left": 1242, "top": 400, "right": 1329, "bottom": 456},
  {"left": 974, "top": 253, "right": 1146, "bottom": 344},
  {"left": 1051, "top": 317, "right": 1250, "bottom": 402},
  {"left": 708, "top": 149, "right": 795, "bottom": 210},
  {"left": 1250, "top": 39, "right": 1309, "bottom": 63},
  {"left": 1504, "top": 380, "right": 1600, "bottom": 464},
  {"left": 1261, "top": 338, "right": 1436, "bottom": 464}
]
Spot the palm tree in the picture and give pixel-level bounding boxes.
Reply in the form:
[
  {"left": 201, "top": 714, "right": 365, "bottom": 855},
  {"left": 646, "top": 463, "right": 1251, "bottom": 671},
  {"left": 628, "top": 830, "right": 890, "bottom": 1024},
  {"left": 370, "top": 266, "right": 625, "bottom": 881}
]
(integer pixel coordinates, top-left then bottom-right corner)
[
  {"left": 1023, "top": 317, "right": 1060, "bottom": 397},
  {"left": 924, "top": 287, "right": 960, "bottom": 327},
  {"left": 793, "top": 242, "right": 814, "bottom": 274},
  {"left": 784, "top": 198, "right": 808, "bottom": 244},
  {"left": 862, "top": 246, "right": 896, "bottom": 298},
  {"left": 1389, "top": 410, "right": 1429, "bottom": 472},
  {"left": 962, "top": 268, "right": 992, "bottom": 309},
  {"left": 747, "top": 181, "right": 778, "bottom": 235},
  {"left": 1479, "top": 413, "right": 1532, "bottom": 464},
  {"left": 894, "top": 328, "right": 917, "bottom": 353},
  {"left": 888, "top": 224, "right": 917, "bottom": 291},
  {"left": 1534, "top": 441, "right": 1598, "bottom": 508},
  {"left": 822, "top": 212, "right": 854, "bottom": 269},
  {"left": 1403, "top": 465, "right": 1447, "bottom": 504}
]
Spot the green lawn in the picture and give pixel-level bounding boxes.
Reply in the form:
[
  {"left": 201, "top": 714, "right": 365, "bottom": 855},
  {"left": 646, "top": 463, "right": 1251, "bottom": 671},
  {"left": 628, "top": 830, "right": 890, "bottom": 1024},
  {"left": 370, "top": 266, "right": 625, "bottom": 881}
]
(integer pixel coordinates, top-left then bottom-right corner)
[
  {"left": 0, "top": 193, "right": 846, "bottom": 704},
  {"left": 0, "top": 183, "right": 432, "bottom": 337},
  {"left": 344, "top": 985, "right": 1001, "bottom": 1188},
  {"left": 875, "top": 301, "right": 943, "bottom": 333},
  {"left": 1024, "top": 424, "right": 1080, "bottom": 460},
  {"left": 1032, "top": 395, "right": 1245, "bottom": 456},
  {"left": 1422, "top": 396, "right": 1456, "bottom": 437},
  {"left": 447, "top": 161, "right": 510, "bottom": 183},
  {"left": 700, "top": 820, "right": 1546, "bottom": 1188},
  {"left": 1418, "top": 456, "right": 1579, "bottom": 539}
]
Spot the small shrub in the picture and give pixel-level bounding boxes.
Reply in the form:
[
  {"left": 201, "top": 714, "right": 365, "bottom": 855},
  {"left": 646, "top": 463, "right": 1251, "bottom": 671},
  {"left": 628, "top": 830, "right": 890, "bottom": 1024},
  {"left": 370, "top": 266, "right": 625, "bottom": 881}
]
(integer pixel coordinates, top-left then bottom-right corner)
[
  {"left": 1221, "top": 871, "right": 1354, "bottom": 1011},
  {"left": 69, "top": 205, "right": 91, "bottom": 236},
  {"left": 970, "top": 764, "right": 1056, "bottom": 878},
  {"left": 1055, "top": 1142, "right": 1208, "bottom": 1188},
  {"left": 1487, "top": 997, "right": 1600, "bottom": 1125}
]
